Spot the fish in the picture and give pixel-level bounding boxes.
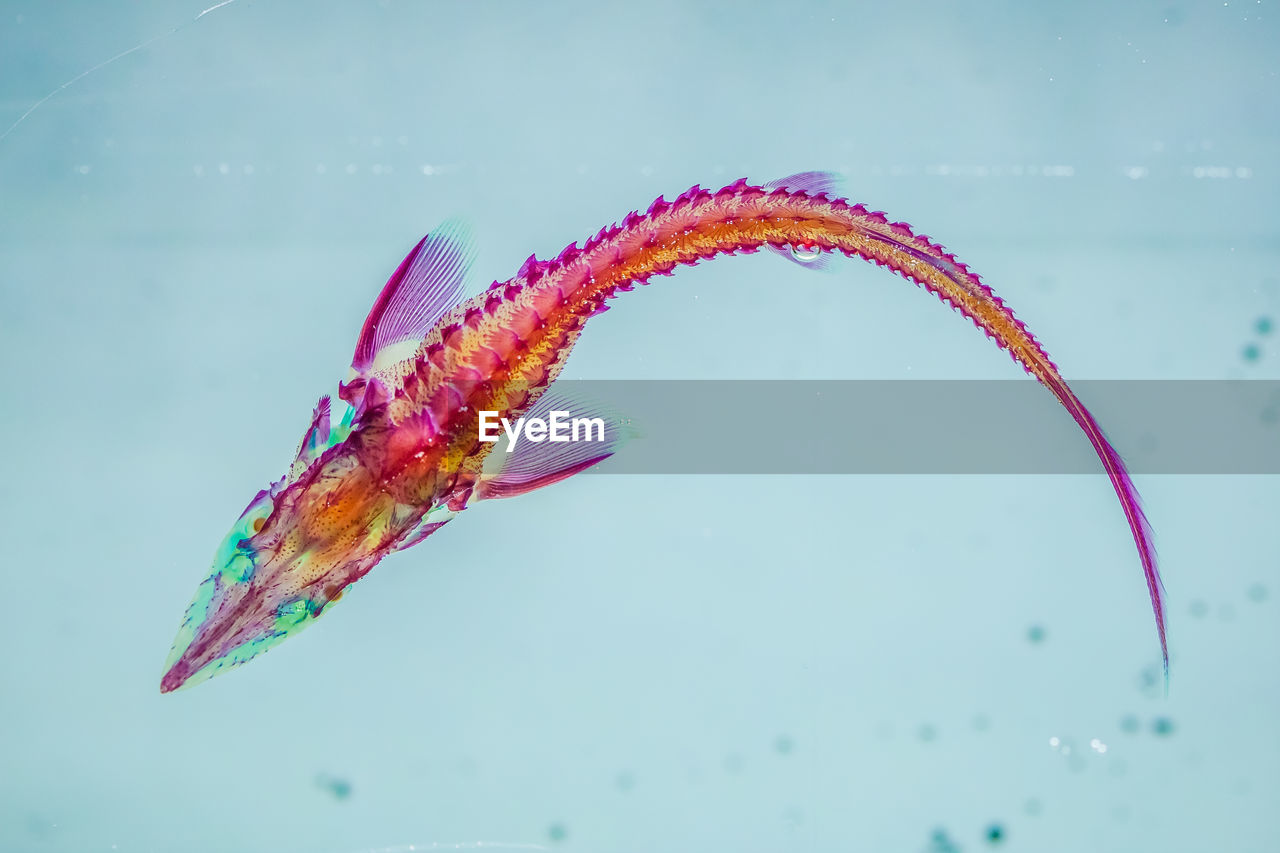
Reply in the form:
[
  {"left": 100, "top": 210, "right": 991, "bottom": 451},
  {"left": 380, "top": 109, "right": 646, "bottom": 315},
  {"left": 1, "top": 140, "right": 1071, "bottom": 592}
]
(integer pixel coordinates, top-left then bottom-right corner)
[{"left": 159, "top": 172, "right": 1166, "bottom": 693}]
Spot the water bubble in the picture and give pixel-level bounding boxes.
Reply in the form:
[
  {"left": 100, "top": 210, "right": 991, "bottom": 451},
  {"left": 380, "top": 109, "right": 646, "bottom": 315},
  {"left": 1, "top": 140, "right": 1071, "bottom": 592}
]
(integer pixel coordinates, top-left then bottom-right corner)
[
  {"left": 1189, "top": 599, "right": 1208, "bottom": 618},
  {"left": 615, "top": 771, "right": 635, "bottom": 792},
  {"left": 985, "top": 823, "right": 1006, "bottom": 844},
  {"left": 1257, "top": 316, "right": 1273, "bottom": 336},
  {"left": 315, "top": 773, "right": 352, "bottom": 800},
  {"left": 1151, "top": 716, "right": 1176, "bottom": 736},
  {"left": 1026, "top": 624, "right": 1046, "bottom": 644},
  {"left": 774, "top": 735, "right": 795, "bottom": 755},
  {"left": 918, "top": 724, "right": 937, "bottom": 742},
  {"left": 791, "top": 245, "right": 822, "bottom": 262},
  {"left": 1246, "top": 583, "right": 1268, "bottom": 602},
  {"left": 1137, "top": 664, "right": 1162, "bottom": 695},
  {"left": 929, "top": 827, "right": 960, "bottom": 853},
  {"left": 1243, "top": 343, "right": 1261, "bottom": 362},
  {"left": 1119, "top": 714, "right": 1140, "bottom": 734},
  {"left": 1023, "top": 798, "right": 1042, "bottom": 816},
  {"left": 547, "top": 823, "right": 567, "bottom": 843}
]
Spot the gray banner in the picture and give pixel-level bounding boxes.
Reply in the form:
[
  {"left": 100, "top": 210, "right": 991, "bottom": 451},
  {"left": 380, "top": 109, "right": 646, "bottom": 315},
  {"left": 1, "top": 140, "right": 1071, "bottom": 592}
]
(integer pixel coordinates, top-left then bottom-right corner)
[{"left": 521, "top": 380, "right": 1280, "bottom": 474}]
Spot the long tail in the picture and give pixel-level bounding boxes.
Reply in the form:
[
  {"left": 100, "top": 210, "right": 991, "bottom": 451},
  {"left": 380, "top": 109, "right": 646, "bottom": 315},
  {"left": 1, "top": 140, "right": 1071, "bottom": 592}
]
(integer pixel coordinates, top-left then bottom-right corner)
[{"left": 491, "top": 177, "right": 1167, "bottom": 669}]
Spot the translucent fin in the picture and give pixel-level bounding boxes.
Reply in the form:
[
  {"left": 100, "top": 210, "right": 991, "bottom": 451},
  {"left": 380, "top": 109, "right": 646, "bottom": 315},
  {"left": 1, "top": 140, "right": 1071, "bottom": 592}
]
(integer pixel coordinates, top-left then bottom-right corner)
[
  {"left": 764, "top": 171, "right": 844, "bottom": 271},
  {"left": 390, "top": 504, "right": 458, "bottom": 553},
  {"left": 475, "top": 390, "right": 636, "bottom": 501},
  {"left": 763, "top": 170, "right": 843, "bottom": 196},
  {"left": 350, "top": 219, "right": 474, "bottom": 376},
  {"left": 392, "top": 519, "right": 451, "bottom": 552},
  {"left": 289, "top": 395, "right": 332, "bottom": 479}
]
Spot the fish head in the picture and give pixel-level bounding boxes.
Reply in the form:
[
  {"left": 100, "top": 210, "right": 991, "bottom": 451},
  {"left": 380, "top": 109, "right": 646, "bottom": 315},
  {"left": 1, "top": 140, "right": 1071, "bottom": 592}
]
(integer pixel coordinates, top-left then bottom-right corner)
[
  {"left": 159, "top": 486, "right": 313, "bottom": 692},
  {"left": 159, "top": 456, "right": 384, "bottom": 693},
  {"left": 160, "top": 398, "right": 381, "bottom": 693}
]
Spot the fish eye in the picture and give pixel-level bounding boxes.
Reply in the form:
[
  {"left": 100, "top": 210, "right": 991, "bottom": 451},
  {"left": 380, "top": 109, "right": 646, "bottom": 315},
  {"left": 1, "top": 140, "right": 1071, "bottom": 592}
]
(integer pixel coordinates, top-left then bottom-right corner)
[{"left": 252, "top": 516, "right": 267, "bottom": 533}]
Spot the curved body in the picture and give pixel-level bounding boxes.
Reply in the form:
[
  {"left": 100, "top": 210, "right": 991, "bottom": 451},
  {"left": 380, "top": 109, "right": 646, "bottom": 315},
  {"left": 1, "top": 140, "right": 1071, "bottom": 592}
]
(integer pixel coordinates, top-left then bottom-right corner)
[{"left": 161, "top": 175, "right": 1166, "bottom": 692}]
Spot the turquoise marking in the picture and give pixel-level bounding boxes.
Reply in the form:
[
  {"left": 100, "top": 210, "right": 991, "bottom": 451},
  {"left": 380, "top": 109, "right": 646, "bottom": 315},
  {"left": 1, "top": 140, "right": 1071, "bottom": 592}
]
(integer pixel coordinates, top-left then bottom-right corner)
[
  {"left": 162, "top": 575, "right": 216, "bottom": 672},
  {"left": 330, "top": 402, "right": 356, "bottom": 447},
  {"left": 220, "top": 550, "right": 254, "bottom": 584},
  {"left": 275, "top": 597, "right": 312, "bottom": 627}
]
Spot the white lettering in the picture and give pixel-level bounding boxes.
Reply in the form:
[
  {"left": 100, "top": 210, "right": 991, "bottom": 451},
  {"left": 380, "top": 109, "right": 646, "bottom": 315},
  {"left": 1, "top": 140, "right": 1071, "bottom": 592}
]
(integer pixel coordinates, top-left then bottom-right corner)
[
  {"left": 549, "top": 410, "right": 569, "bottom": 442},
  {"left": 480, "top": 410, "right": 611, "bottom": 452},
  {"left": 573, "top": 416, "right": 605, "bottom": 442},
  {"left": 500, "top": 416, "right": 522, "bottom": 451},
  {"left": 478, "top": 411, "right": 501, "bottom": 442}
]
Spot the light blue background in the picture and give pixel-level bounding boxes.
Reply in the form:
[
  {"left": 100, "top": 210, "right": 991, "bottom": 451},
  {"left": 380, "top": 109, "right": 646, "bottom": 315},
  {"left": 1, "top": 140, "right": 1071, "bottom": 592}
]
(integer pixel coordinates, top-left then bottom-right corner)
[{"left": 1, "top": 2, "right": 1276, "bottom": 851}]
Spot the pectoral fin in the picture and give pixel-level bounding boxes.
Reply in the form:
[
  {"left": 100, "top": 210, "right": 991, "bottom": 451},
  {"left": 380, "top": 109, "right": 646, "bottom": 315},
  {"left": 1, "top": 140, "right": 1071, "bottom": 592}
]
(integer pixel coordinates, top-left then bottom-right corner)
[{"left": 475, "top": 390, "right": 636, "bottom": 500}]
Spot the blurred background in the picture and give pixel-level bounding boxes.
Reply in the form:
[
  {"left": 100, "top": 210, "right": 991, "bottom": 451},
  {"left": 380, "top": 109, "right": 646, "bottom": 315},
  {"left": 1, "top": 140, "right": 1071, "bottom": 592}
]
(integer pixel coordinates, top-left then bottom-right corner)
[{"left": 1, "top": 1, "right": 1276, "bottom": 851}]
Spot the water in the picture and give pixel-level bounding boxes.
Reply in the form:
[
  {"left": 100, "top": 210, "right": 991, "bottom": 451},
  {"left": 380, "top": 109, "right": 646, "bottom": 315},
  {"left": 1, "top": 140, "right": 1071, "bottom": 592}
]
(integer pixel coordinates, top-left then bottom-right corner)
[{"left": 1, "top": 2, "right": 1277, "bottom": 852}]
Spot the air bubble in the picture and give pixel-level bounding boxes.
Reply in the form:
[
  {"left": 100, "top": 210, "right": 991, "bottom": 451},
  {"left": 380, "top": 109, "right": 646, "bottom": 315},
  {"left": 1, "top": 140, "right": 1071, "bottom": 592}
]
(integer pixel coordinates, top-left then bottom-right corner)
[
  {"left": 791, "top": 245, "right": 822, "bottom": 262},
  {"left": 315, "top": 773, "right": 352, "bottom": 800}
]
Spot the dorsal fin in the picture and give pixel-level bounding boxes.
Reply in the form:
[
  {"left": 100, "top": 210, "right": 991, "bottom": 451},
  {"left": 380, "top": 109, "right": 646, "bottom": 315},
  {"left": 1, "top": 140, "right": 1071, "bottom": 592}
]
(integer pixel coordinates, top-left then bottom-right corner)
[{"left": 350, "top": 219, "right": 474, "bottom": 376}]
